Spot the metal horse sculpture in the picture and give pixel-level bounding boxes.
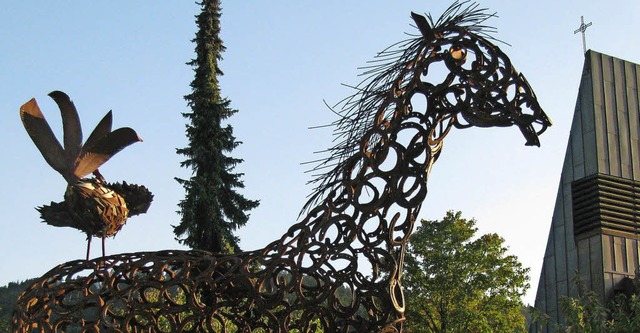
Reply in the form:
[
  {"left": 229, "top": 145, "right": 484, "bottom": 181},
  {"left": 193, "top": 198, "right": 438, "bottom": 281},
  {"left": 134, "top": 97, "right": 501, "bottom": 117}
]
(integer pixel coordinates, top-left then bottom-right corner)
[{"left": 12, "top": 3, "right": 550, "bottom": 332}]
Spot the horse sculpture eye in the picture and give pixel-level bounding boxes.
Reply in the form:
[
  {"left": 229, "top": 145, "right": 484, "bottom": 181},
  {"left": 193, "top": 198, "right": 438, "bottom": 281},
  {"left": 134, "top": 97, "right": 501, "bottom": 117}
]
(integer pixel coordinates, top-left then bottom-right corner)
[{"left": 449, "top": 45, "right": 467, "bottom": 63}]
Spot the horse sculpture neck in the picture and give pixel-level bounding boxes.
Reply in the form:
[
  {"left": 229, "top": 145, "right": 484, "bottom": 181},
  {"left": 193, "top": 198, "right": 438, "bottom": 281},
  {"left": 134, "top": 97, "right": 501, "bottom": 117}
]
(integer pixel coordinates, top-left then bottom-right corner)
[
  {"left": 276, "top": 32, "right": 455, "bottom": 261},
  {"left": 246, "top": 41, "right": 458, "bottom": 328}
]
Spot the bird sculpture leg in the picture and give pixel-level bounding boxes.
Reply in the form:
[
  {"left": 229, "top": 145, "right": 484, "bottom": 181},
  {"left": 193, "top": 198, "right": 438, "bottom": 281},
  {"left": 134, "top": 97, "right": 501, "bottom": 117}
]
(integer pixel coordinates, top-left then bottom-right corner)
[
  {"left": 86, "top": 236, "right": 91, "bottom": 260},
  {"left": 102, "top": 237, "right": 106, "bottom": 258},
  {"left": 93, "top": 170, "right": 105, "bottom": 182}
]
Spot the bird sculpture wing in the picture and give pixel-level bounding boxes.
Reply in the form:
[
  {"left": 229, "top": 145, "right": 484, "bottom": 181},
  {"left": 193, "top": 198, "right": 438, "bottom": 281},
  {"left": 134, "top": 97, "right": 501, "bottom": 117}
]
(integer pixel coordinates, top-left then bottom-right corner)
[
  {"left": 73, "top": 127, "right": 142, "bottom": 179},
  {"left": 48, "top": 91, "right": 82, "bottom": 165},
  {"left": 19, "top": 98, "right": 72, "bottom": 182},
  {"left": 20, "top": 91, "right": 142, "bottom": 182},
  {"left": 83, "top": 111, "right": 113, "bottom": 152}
]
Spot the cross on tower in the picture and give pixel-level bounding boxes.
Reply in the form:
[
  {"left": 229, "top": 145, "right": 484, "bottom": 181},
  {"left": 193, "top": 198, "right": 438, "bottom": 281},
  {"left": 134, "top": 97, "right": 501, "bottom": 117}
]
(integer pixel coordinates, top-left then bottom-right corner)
[{"left": 574, "top": 16, "right": 592, "bottom": 54}]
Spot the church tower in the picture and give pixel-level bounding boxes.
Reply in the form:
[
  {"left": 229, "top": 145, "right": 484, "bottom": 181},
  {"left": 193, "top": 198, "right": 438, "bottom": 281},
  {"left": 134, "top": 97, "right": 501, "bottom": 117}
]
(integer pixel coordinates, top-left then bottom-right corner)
[{"left": 532, "top": 50, "right": 640, "bottom": 331}]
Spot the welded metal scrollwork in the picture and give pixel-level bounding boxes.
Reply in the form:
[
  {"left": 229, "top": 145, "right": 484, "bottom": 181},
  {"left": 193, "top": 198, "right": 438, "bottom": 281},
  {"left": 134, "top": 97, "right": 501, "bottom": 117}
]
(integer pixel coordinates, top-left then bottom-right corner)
[{"left": 12, "top": 2, "right": 551, "bottom": 332}]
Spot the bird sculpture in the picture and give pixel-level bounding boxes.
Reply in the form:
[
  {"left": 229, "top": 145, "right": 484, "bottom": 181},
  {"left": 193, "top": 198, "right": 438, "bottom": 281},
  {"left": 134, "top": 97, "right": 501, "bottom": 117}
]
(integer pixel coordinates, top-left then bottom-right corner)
[{"left": 20, "top": 91, "right": 153, "bottom": 259}]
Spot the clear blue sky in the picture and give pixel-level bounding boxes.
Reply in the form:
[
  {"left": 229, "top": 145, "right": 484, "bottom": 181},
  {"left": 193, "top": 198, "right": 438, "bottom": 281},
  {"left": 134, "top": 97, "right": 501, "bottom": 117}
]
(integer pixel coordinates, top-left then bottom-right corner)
[{"left": 1, "top": 1, "right": 639, "bottom": 305}]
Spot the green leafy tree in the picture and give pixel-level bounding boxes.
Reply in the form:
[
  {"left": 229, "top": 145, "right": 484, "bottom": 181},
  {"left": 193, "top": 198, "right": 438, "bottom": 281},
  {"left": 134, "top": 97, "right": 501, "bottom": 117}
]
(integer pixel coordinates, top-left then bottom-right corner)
[
  {"left": 175, "top": 0, "right": 259, "bottom": 254},
  {"left": 556, "top": 274, "right": 610, "bottom": 333},
  {"left": 0, "top": 279, "right": 37, "bottom": 331},
  {"left": 403, "top": 211, "right": 530, "bottom": 333},
  {"left": 608, "top": 293, "right": 640, "bottom": 332},
  {"left": 0, "top": 308, "right": 7, "bottom": 333},
  {"left": 544, "top": 274, "right": 640, "bottom": 332}
]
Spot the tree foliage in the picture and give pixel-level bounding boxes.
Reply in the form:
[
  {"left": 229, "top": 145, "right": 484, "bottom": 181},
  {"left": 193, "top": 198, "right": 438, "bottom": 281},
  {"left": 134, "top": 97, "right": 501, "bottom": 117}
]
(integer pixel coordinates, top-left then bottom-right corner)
[
  {"left": 174, "top": 0, "right": 259, "bottom": 254},
  {"left": 403, "top": 211, "right": 530, "bottom": 333},
  {"left": 0, "top": 279, "right": 36, "bottom": 332},
  {"left": 543, "top": 274, "right": 640, "bottom": 332}
]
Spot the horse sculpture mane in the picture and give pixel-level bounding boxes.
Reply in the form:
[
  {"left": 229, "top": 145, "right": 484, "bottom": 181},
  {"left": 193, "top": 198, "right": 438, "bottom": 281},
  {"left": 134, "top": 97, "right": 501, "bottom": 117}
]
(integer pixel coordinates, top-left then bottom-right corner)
[
  {"left": 307, "top": 2, "right": 499, "bottom": 192},
  {"left": 304, "top": 2, "right": 541, "bottom": 211},
  {"left": 12, "top": 2, "right": 551, "bottom": 332}
]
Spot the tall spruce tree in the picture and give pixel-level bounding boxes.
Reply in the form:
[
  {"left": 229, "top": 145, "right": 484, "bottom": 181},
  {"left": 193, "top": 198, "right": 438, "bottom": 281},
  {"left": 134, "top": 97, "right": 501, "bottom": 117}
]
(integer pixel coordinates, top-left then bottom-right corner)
[{"left": 175, "top": 0, "right": 259, "bottom": 254}]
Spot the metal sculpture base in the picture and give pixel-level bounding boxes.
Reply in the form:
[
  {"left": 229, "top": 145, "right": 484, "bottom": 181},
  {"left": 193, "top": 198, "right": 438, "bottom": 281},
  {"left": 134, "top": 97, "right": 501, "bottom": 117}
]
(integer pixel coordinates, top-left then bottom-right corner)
[{"left": 12, "top": 250, "right": 402, "bottom": 332}]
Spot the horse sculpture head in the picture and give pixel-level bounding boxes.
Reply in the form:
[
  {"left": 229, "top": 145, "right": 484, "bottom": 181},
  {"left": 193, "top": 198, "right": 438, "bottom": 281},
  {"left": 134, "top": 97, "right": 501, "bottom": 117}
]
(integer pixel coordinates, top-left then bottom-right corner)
[
  {"left": 306, "top": 1, "right": 551, "bottom": 212},
  {"left": 407, "top": 5, "right": 551, "bottom": 147}
]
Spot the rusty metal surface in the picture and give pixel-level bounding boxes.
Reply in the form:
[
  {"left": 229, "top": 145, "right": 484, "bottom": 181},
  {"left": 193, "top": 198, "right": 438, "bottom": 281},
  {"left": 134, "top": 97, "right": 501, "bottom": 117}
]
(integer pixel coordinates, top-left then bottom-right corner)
[
  {"left": 19, "top": 90, "right": 152, "bottom": 259},
  {"left": 37, "top": 180, "right": 153, "bottom": 239},
  {"left": 12, "top": 3, "right": 550, "bottom": 332}
]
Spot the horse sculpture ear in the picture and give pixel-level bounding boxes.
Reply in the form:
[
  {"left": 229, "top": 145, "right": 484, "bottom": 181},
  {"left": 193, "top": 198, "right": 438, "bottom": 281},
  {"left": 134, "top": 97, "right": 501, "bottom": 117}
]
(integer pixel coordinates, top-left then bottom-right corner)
[{"left": 411, "top": 12, "right": 433, "bottom": 39}]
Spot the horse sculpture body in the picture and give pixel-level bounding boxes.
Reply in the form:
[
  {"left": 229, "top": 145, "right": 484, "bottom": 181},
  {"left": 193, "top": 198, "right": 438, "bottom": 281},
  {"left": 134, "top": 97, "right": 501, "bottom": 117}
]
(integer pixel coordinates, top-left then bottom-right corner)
[{"left": 12, "top": 3, "right": 551, "bottom": 332}]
